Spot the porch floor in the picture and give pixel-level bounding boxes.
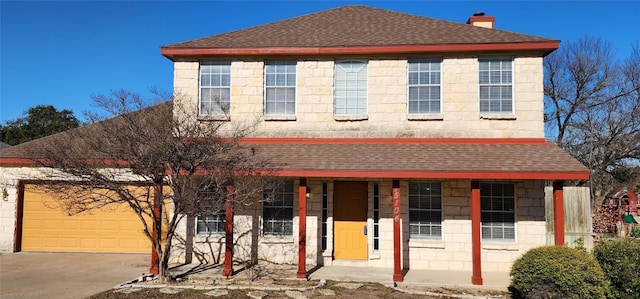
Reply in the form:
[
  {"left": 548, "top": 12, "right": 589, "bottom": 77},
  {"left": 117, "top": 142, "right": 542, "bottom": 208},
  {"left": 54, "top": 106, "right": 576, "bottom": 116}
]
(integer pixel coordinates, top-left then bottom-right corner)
[
  {"left": 309, "top": 266, "right": 510, "bottom": 290},
  {"left": 169, "top": 263, "right": 510, "bottom": 291}
]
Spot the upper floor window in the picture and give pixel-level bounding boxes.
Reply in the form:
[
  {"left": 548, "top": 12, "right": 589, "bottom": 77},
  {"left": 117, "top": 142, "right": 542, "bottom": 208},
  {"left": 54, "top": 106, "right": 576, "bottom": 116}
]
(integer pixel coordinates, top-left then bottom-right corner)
[
  {"left": 265, "top": 61, "right": 296, "bottom": 115},
  {"left": 200, "top": 61, "right": 231, "bottom": 116},
  {"left": 409, "top": 181, "right": 442, "bottom": 240},
  {"left": 195, "top": 180, "right": 226, "bottom": 235},
  {"left": 481, "top": 182, "right": 515, "bottom": 242},
  {"left": 479, "top": 58, "right": 513, "bottom": 114},
  {"left": 263, "top": 180, "right": 294, "bottom": 236},
  {"left": 408, "top": 58, "right": 441, "bottom": 114},
  {"left": 334, "top": 60, "right": 367, "bottom": 115}
]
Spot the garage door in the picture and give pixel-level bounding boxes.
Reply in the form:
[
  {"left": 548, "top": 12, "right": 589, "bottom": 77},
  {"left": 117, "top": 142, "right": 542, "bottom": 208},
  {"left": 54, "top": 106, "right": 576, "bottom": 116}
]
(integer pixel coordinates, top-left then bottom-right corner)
[{"left": 21, "top": 185, "right": 150, "bottom": 253}]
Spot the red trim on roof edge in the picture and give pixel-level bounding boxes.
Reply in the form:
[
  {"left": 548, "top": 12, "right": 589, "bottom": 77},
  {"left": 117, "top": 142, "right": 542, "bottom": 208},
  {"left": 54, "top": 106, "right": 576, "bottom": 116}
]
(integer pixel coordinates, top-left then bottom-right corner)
[
  {"left": 271, "top": 170, "right": 590, "bottom": 180},
  {"left": 0, "top": 158, "right": 130, "bottom": 167},
  {"left": 238, "top": 137, "right": 548, "bottom": 145},
  {"left": 160, "top": 41, "right": 560, "bottom": 58}
]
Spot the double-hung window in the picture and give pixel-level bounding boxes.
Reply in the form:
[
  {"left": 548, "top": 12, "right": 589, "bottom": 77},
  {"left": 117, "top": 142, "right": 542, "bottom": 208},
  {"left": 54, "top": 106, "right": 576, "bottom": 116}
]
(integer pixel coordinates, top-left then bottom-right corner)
[
  {"left": 263, "top": 180, "right": 294, "bottom": 236},
  {"left": 334, "top": 60, "right": 367, "bottom": 115},
  {"left": 200, "top": 61, "right": 231, "bottom": 116},
  {"left": 408, "top": 181, "right": 442, "bottom": 240},
  {"left": 408, "top": 58, "right": 442, "bottom": 114},
  {"left": 195, "top": 181, "right": 226, "bottom": 235},
  {"left": 481, "top": 183, "right": 515, "bottom": 242},
  {"left": 479, "top": 57, "right": 513, "bottom": 114},
  {"left": 265, "top": 61, "right": 296, "bottom": 115}
]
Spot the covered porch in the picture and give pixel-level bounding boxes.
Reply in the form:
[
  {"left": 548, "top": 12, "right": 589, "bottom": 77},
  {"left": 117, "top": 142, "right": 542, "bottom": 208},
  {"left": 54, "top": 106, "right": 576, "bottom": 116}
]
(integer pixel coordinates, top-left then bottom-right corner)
[{"left": 217, "top": 138, "right": 589, "bottom": 285}]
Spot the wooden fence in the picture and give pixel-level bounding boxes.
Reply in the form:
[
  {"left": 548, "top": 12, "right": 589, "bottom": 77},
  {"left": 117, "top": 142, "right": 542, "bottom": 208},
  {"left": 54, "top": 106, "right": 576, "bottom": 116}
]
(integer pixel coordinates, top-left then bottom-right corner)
[{"left": 545, "top": 186, "right": 594, "bottom": 249}]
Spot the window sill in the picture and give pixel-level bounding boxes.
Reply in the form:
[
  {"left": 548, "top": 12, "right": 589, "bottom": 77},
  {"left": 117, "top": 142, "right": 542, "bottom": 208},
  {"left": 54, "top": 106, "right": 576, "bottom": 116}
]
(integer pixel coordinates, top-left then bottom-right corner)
[
  {"left": 260, "top": 235, "right": 294, "bottom": 244},
  {"left": 198, "top": 115, "right": 230, "bottom": 121},
  {"left": 407, "top": 114, "right": 444, "bottom": 121},
  {"left": 479, "top": 114, "right": 516, "bottom": 120},
  {"left": 482, "top": 242, "right": 518, "bottom": 251},
  {"left": 264, "top": 114, "right": 296, "bottom": 121},
  {"left": 194, "top": 233, "right": 225, "bottom": 242},
  {"left": 369, "top": 252, "right": 381, "bottom": 260},
  {"left": 334, "top": 115, "right": 368, "bottom": 121},
  {"left": 408, "top": 239, "right": 445, "bottom": 249}
]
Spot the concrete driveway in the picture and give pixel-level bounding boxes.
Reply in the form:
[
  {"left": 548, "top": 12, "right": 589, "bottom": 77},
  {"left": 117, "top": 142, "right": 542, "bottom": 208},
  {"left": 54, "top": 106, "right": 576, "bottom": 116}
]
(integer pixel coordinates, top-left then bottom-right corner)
[{"left": 0, "top": 252, "right": 149, "bottom": 299}]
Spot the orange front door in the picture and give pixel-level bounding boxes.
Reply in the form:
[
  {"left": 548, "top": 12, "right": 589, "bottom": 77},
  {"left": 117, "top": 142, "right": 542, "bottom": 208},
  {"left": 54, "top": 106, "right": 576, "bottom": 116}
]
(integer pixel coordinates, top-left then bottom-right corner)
[{"left": 333, "top": 181, "right": 368, "bottom": 260}]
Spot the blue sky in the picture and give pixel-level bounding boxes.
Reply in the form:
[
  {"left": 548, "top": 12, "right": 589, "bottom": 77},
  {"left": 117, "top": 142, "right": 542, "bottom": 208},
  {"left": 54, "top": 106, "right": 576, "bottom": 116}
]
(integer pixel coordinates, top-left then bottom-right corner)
[{"left": 1, "top": 1, "right": 638, "bottom": 123}]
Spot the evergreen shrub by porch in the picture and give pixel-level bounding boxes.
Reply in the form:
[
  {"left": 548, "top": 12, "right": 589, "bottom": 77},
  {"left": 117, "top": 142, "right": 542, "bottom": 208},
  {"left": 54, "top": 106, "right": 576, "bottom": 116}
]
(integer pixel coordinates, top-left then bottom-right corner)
[
  {"left": 509, "top": 246, "right": 608, "bottom": 299},
  {"left": 592, "top": 238, "right": 640, "bottom": 299}
]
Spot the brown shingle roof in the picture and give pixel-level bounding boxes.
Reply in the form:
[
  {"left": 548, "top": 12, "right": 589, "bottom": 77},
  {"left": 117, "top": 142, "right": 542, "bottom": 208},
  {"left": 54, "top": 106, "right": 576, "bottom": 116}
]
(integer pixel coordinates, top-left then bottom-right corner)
[
  {"left": 0, "top": 101, "right": 172, "bottom": 161},
  {"left": 162, "top": 5, "right": 557, "bottom": 53},
  {"left": 248, "top": 140, "right": 589, "bottom": 180}
]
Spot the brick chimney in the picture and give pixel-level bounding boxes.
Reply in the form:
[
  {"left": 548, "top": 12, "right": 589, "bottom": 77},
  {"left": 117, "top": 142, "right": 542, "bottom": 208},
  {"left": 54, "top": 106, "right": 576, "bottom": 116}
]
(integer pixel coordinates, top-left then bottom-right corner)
[{"left": 466, "top": 12, "right": 495, "bottom": 29}]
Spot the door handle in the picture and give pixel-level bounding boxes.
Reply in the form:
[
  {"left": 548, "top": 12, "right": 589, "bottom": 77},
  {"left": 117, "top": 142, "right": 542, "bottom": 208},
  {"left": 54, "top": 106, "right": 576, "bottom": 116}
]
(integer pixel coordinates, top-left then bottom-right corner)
[{"left": 363, "top": 225, "right": 367, "bottom": 235}]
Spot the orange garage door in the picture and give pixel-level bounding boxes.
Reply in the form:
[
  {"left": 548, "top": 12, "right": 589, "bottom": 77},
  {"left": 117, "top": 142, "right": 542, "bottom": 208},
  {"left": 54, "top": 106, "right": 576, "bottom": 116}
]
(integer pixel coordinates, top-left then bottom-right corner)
[{"left": 21, "top": 185, "right": 150, "bottom": 253}]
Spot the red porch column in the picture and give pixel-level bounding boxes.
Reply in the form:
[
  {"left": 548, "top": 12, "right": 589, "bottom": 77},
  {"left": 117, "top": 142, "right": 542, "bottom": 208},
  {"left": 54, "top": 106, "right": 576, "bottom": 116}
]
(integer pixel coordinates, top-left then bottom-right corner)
[
  {"left": 297, "top": 179, "right": 308, "bottom": 279},
  {"left": 553, "top": 181, "right": 565, "bottom": 246},
  {"left": 222, "top": 184, "right": 234, "bottom": 277},
  {"left": 150, "top": 182, "right": 162, "bottom": 275},
  {"left": 392, "top": 180, "right": 403, "bottom": 282},
  {"left": 471, "top": 181, "right": 483, "bottom": 285}
]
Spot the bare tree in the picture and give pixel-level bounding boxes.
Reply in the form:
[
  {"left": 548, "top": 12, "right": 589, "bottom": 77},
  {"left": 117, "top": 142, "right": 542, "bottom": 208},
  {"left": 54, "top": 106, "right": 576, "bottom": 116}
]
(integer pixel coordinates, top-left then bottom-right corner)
[
  {"left": 30, "top": 90, "right": 278, "bottom": 281},
  {"left": 545, "top": 37, "right": 640, "bottom": 200}
]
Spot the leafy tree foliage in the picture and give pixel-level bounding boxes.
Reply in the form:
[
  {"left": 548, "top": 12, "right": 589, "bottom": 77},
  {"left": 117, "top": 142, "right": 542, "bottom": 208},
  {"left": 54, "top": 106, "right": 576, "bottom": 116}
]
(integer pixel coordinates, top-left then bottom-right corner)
[
  {"left": 544, "top": 37, "right": 640, "bottom": 200},
  {"left": 593, "top": 238, "right": 640, "bottom": 299},
  {"left": 0, "top": 105, "right": 80, "bottom": 145}
]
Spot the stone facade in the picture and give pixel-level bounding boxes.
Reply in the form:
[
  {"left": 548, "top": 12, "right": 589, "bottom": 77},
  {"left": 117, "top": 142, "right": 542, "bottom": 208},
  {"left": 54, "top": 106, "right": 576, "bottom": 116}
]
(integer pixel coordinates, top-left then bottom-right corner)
[
  {"left": 171, "top": 178, "right": 547, "bottom": 273},
  {"left": 165, "top": 54, "right": 551, "bottom": 275},
  {"left": 173, "top": 56, "right": 544, "bottom": 139}
]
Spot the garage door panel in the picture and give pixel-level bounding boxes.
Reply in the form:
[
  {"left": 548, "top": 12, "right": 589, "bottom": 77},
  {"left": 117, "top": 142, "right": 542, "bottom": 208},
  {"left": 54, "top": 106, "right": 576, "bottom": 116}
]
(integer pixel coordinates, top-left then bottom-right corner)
[
  {"left": 62, "top": 220, "right": 79, "bottom": 229},
  {"left": 22, "top": 185, "right": 150, "bottom": 253},
  {"left": 100, "top": 219, "right": 118, "bottom": 230}
]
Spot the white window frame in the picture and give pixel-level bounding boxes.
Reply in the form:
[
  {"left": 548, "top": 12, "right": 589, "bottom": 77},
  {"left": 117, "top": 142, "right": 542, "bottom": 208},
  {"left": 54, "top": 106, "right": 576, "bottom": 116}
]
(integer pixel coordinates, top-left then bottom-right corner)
[
  {"left": 264, "top": 60, "right": 296, "bottom": 116},
  {"left": 334, "top": 60, "right": 368, "bottom": 116},
  {"left": 408, "top": 181, "right": 443, "bottom": 240},
  {"left": 199, "top": 61, "right": 231, "bottom": 116},
  {"left": 480, "top": 182, "right": 516, "bottom": 242},
  {"left": 262, "top": 180, "right": 294, "bottom": 236},
  {"left": 196, "top": 215, "right": 226, "bottom": 235},
  {"left": 478, "top": 57, "right": 514, "bottom": 114},
  {"left": 373, "top": 182, "right": 380, "bottom": 251},
  {"left": 407, "top": 58, "right": 442, "bottom": 114},
  {"left": 195, "top": 180, "right": 226, "bottom": 235}
]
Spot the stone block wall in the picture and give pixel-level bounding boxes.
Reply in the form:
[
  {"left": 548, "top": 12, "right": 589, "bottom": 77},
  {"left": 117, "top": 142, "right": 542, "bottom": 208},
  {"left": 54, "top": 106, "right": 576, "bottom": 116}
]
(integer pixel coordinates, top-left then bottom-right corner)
[
  {"left": 404, "top": 179, "right": 547, "bottom": 273},
  {"left": 172, "top": 56, "right": 545, "bottom": 138},
  {"left": 173, "top": 179, "right": 320, "bottom": 267}
]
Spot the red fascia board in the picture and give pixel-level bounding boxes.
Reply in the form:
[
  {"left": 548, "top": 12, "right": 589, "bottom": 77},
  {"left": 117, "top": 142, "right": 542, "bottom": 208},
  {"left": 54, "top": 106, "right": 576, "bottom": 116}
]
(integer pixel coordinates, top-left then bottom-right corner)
[
  {"left": 271, "top": 169, "right": 590, "bottom": 180},
  {"left": 0, "top": 158, "right": 130, "bottom": 167},
  {"left": 238, "top": 137, "right": 548, "bottom": 145},
  {"left": 160, "top": 41, "right": 560, "bottom": 58},
  {"left": 17, "top": 179, "right": 155, "bottom": 186}
]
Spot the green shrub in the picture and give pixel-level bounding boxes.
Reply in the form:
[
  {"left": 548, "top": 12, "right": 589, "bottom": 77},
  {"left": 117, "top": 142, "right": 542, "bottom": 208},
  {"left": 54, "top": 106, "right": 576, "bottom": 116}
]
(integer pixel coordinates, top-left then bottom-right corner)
[
  {"left": 509, "top": 246, "right": 608, "bottom": 299},
  {"left": 631, "top": 226, "right": 640, "bottom": 238},
  {"left": 593, "top": 238, "right": 640, "bottom": 299}
]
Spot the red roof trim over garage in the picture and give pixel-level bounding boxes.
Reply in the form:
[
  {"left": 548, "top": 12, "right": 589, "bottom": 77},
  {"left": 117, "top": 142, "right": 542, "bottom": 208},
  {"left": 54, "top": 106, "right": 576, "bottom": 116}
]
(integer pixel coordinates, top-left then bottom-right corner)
[{"left": 160, "top": 42, "right": 559, "bottom": 59}]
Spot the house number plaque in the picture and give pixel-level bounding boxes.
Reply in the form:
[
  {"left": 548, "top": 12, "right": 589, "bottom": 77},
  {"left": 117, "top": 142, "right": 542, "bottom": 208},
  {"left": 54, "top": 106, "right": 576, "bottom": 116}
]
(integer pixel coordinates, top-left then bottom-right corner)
[{"left": 392, "top": 188, "right": 400, "bottom": 222}]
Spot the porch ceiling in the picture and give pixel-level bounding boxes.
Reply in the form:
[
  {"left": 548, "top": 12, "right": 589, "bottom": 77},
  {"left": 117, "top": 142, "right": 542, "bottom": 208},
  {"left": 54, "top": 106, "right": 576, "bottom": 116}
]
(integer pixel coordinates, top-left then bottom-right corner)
[{"left": 249, "top": 139, "right": 590, "bottom": 180}]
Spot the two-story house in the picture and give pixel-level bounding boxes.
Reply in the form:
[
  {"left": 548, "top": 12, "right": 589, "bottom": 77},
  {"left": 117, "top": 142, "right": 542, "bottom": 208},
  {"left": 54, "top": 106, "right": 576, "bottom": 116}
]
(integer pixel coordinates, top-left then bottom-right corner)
[{"left": 159, "top": 5, "right": 589, "bottom": 285}]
